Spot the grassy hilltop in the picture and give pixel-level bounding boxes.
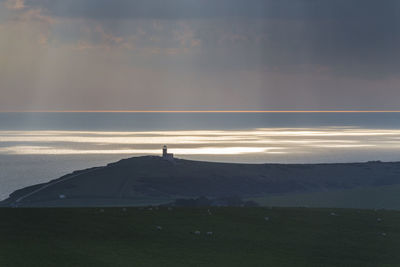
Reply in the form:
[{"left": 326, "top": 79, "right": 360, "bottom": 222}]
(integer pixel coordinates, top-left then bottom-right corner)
[
  {"left": 1, "top": 207, "right": 400, "bottom": 267},
  {"left": 3, "top": 156, "right": 400, "bottom": 207}
]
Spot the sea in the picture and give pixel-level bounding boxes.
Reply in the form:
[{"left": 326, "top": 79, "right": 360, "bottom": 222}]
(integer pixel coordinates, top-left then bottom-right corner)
[{"left": 1, "top": 112, "right": 400, "bottom": 200}]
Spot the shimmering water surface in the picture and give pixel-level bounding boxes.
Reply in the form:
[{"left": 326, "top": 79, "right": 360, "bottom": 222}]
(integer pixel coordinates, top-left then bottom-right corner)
[{"left": 1, "top": 112, "right": 400, "bottom": 200}]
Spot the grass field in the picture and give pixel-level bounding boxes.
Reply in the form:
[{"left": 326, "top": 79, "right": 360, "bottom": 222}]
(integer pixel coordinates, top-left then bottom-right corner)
[
  {"left": 1, "top": 207, "right": 400, "bottom": 267},
  {"left": 252, "top": 184, "right": 400, "bottom": 210}
]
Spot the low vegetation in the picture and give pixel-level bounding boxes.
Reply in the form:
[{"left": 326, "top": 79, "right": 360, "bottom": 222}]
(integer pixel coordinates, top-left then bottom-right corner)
[
  {"left": 1, "top": 207, "right": 400, "bottom": 266},
  {"left": 4, "top": 157, "right": 400, "bottom": 208},
  {"left": 252, "top": 184, "right": 400, "bottom": 210}
]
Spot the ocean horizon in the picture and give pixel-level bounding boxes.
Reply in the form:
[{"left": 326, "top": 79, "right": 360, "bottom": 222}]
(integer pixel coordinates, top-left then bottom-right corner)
[{"left": 1, "top": 111, "right": 400, "bottom": 200}]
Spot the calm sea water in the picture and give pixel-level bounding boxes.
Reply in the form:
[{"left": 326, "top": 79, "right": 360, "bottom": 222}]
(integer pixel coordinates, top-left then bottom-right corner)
[
  {"left": 1, "top": 112, "right": 400, "bottom": 200},
  {"left": 1, "top": 112, "right": 400, "bottom": 130}
]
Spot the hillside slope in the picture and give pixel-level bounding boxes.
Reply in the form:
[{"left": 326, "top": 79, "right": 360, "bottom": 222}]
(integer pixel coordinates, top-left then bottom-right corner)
[
  {"left": 2, "top": 156, "right": 400, "bottom": 207},
  {"left": 252, "top": 184, "right": 400, "bottom": 210}
]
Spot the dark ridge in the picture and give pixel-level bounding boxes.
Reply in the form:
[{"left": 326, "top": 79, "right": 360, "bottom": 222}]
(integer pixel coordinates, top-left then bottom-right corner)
[{"left": 2, "top": 156, "right": 400, "bottom": 207}]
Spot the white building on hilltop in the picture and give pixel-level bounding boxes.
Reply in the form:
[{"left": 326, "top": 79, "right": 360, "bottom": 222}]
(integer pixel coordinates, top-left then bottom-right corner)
[{"left": 162, "top": 145, "right": 174, "bottom": 160}]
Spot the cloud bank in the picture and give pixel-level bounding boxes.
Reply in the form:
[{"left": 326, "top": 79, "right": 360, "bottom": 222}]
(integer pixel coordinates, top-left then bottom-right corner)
[{"left": 0, "top": 0, "right": 399, "bottom": 110}]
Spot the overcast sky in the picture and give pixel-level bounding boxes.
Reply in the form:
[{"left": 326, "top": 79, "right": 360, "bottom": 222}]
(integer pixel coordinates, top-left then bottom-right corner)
[{"left": 0, "top": 0, "right": 399, "bottom": 111}]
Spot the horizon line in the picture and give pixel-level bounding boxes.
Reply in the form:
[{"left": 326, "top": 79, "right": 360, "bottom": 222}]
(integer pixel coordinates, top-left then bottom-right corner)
[{"left": 2, "top": 110, "right": 400, "bottom": 113}]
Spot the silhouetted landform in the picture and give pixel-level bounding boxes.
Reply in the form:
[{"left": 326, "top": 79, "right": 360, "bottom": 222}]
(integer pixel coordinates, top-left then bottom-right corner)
[{"left": 2, "top": 156, "right": 400, "bottom": 207}]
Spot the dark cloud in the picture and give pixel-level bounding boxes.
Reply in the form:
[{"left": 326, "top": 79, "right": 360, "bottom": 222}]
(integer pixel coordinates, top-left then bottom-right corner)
[
  {"left": 1, "top": 0, "right": 397, "bottom": 79},
  {"left": 18, "top": 0, "right": 400, "bottom": 73},
  {"left": 2, "top": 0, "right": 400, "bottom": 111},
  {"left": 18, "top": 0, "right": 399, "bottom": 20}
]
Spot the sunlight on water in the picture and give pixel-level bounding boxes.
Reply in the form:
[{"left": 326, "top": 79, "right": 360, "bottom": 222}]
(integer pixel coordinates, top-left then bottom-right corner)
[
  {"left": 2, "top": 126, "right": 400, "bottom": 200},
  {"left": 0, "top": 127, "right": 399, "bottom": 158},
  {"left": 0, "top": 146, "right": 275, "bottom": 155}
]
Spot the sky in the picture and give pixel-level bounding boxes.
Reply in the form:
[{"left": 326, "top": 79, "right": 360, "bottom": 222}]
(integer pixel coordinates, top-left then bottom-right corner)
[{"left": 0, "top": 0, "right": 400, "bottom": 111}]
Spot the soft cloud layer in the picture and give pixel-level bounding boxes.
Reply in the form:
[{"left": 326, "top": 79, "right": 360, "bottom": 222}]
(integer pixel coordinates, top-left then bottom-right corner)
[
  {"left": 4, "top": 0, "right": 25, "bottom": 10},
  {"left": 0, "top": 0, "right": 399, "bottom": 110},
  {"left": 18, "top": 0, "right": 400, "bottom": 20}
]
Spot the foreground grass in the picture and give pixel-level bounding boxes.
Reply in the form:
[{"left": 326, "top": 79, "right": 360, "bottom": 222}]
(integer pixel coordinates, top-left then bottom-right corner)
[
  {"left": 0, "top": 207, "right": 400, "bottom": 267},
  {"left": 252, "top": 184, "right": 400, "bottom": 210}
]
